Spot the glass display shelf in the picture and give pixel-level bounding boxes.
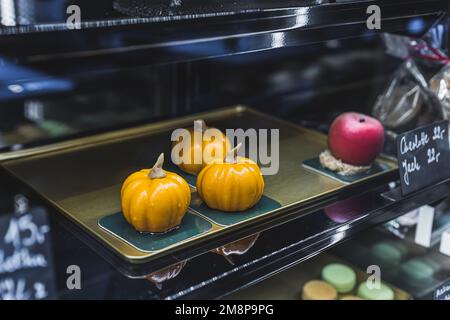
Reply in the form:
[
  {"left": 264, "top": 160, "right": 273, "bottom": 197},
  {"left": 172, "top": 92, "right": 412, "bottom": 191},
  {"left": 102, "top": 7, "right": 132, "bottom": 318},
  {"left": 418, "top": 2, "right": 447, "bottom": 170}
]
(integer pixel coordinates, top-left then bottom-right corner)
[{"left": 0, "top": 0, "right": 446, "bottom": 72}]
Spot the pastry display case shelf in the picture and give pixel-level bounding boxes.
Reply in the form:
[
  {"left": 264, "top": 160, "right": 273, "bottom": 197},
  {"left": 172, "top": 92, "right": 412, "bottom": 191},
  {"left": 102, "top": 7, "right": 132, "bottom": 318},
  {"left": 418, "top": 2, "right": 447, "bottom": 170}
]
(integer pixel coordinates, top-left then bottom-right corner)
[
  {"left": 0, "top": 0, "right": 446, "bottom": 73},
  {"left": 3, "top": 103, "right": 450, "bottom": 299}
]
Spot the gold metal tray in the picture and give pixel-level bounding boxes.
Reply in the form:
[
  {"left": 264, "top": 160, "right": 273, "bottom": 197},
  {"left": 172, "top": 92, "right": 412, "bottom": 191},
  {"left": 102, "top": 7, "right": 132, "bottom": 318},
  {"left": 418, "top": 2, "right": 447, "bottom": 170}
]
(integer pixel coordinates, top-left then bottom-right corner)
[{"left": 0, "top": 106, "right": 397, "bottom": 263}]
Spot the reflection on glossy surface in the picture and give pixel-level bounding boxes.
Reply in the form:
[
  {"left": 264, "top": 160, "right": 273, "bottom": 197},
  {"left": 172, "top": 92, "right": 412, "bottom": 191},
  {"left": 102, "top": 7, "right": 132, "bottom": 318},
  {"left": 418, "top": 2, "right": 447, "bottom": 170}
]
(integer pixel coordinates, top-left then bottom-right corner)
[
  {"left": 1, "top": 0, "right": 17, "bottom": 26},
  {"left": 115, "top": 0, "right": 317, "bottom": 18},
  {"left": 0, "top": 0, "right": 316, "bottom": 31},
  {"left": 0, "top": 0, "right": 442, "bottom": 72},
  {"left": 145, "top": 260, "right": 187, "bottom": 289},
  {"left": 0, "top": 0, "right": 67, "bottom": 27},
  {"left": 324, "top": 194, "right": 370, "bottom": 223},
  {"left": 212, "top": 233, "right": 259, "bottom": 265}
]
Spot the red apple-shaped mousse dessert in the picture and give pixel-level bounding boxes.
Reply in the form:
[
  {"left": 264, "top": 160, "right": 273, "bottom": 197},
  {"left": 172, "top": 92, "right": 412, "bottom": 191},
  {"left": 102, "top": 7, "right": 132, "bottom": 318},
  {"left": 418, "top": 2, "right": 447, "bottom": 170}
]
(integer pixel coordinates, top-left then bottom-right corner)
[{"left": 328, "top": 112, "right": 385, "bottom": 166}]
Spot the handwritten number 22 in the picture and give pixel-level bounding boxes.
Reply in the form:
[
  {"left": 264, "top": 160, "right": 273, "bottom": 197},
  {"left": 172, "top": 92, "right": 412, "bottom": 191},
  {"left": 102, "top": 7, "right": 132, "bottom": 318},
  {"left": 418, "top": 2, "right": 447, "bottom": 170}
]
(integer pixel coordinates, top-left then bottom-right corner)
[{"left": 427, "top": 148, "right": 440, "bottom": 164}]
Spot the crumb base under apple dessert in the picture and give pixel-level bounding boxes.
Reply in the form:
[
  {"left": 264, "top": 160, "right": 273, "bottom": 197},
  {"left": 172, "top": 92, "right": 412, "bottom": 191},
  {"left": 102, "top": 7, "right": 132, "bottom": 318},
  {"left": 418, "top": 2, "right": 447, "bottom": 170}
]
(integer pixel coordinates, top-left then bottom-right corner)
[{"left": 319, "top": 150, "right": 371, "bottom": 176}]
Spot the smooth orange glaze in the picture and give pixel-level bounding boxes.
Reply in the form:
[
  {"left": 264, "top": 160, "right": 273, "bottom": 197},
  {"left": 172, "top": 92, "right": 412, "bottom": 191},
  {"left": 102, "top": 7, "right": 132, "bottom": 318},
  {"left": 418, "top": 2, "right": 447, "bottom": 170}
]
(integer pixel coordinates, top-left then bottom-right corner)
[
  {"left": 173, "top": 127, "right": 231, "bottom": 175},
  {"left": 121, "top": 169, "right": 191, "bottom": 233},
  {"left": 196, "top": 157, "right": 264, "bottom": 212}
]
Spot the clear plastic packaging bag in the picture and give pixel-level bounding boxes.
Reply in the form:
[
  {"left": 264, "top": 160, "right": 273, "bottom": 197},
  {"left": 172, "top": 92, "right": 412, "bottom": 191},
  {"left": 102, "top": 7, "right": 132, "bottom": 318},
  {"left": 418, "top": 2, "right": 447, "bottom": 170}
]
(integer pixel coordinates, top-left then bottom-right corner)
[
  {"left": 371, "top": 32, "right": 449, "bottom": 158},
  {"left": 375, "top": 32, "right": 449, "bottom": 125},
  {"left": 429, "top": 65, "right": 450, "bottom": 118},
  {"left": 373, "top": 59, "right": 444, "bottom": 134}
]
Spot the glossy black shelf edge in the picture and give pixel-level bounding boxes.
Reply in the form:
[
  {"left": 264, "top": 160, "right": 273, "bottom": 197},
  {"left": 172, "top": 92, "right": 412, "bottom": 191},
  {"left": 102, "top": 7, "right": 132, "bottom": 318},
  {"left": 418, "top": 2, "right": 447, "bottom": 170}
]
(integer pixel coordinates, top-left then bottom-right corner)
[{"left": 0, "top": 0, "right": 446, "bottom": 72}]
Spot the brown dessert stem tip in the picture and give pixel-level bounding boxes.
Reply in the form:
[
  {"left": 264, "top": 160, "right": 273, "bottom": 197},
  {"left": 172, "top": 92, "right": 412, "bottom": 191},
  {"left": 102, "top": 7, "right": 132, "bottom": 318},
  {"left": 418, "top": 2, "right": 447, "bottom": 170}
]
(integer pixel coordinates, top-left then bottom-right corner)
[
  {"left": 149, "top": 153, "right": 167, "bottom": 179},
  {"left": 225, "top": 143, "right": 242, "bottom": 164}
]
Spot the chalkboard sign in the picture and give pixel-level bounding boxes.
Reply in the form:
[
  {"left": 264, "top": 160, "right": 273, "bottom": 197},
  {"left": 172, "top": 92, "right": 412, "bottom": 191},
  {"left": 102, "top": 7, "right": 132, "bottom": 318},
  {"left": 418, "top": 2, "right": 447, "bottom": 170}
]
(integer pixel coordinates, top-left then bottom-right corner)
[
  {"left": 0, "top": 200, "right": 55, "bottom": 300},
  {"left": 434, "top": 279, "right": 450, "bottom": 300},
  {"left": 397, "top": 120, "right": 450, "bottom": 195}
]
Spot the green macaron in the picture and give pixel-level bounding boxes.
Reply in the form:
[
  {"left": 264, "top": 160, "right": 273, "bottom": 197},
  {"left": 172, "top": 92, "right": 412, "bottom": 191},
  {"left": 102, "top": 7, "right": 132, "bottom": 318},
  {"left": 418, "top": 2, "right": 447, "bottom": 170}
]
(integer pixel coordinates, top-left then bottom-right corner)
[
  {"left": 357, "top": 282, "right": 395, "bottom": 300},
  {"left": 321, "top": 263, "right": 357, "bottom": 293},
  {"left": 400, "top": 258, "right": 435, "bottom": 287},
  {"left": 371, "top": 241, "right": 407, "bottom": 265}
]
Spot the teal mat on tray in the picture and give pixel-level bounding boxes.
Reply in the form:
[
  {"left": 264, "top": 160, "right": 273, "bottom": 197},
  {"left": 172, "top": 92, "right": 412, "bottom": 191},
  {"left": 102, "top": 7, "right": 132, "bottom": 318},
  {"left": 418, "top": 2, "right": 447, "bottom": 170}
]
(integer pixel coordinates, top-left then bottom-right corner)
[
  {"left": 165, "top": 163, "right": 282, "bottom": 226},
  {"left": 302, "top": 157, "right": 389, "bottom": 184},
  {"left": 98, "top": 212, "right": 212, "bottom": 252},
  {"left": 164, "top": 162, "right": 197, "bottom": 186},
  {"left": 189, "top": 192, "right": 282, "bottom": 227}
]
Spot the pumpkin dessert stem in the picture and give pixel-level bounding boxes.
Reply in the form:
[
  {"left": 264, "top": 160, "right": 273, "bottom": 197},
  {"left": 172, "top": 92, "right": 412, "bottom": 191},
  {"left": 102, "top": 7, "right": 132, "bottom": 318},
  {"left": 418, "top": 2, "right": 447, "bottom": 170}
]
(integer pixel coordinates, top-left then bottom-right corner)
[
  {"left": 194, "top": 119, "right": 207, "bottom": 132},
  {"left": 225, "top": 143, "right": 242, "bottom": 164},
  {"left": 149, "top": 153, "right": 167, "bottom": 179}
]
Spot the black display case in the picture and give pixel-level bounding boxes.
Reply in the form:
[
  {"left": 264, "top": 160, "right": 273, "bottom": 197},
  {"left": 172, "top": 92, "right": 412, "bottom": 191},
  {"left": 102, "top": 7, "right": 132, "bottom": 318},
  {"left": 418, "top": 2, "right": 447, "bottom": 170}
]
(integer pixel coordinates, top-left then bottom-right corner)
[{"left": 1, "top": 0, "right": 450, "bottom": 300}]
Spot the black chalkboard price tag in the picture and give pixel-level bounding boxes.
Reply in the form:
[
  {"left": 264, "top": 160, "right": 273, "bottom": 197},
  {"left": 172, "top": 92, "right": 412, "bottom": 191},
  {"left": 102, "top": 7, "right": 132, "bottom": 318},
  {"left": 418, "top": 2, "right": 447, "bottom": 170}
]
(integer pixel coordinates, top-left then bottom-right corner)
[
  {"left": 0, "top": 204, "right": 56, "bottom": 300},
  {"left": 434, "top": 279, "right": 450, "bottom": 300},
  {"left": 397, "top": 120, "right": 450, "bottom": 195}
]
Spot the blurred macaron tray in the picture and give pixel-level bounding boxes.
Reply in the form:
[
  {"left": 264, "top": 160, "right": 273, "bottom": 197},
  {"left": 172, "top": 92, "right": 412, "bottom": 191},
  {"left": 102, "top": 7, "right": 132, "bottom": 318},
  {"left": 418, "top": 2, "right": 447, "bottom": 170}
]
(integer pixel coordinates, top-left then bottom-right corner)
[
  {"left": 300, "top": 255, "right": 410, "bottom": 300},
  {"left": 2, "top": 107, "right": 397, "bottom": 263},
  {"left": 332, "top": 229, "right": 450, "bottom": 298},
  {"left": 227, "top": 254, "right": 411, "bottom": 300}
]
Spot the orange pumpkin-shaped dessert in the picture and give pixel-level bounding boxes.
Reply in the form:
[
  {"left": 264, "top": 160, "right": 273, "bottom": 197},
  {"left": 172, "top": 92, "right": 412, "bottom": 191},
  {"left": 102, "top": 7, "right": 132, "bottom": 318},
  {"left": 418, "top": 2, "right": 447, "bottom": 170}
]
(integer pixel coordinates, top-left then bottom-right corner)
[
  {"left": 196, "top": 143, "right": 264, "bottom": 212},
  {"left": 121, "top": 153, "right": 191, "bottom": 233},
  {"left": 172, "top": 119, "right": 231, "bottom": 175}
]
